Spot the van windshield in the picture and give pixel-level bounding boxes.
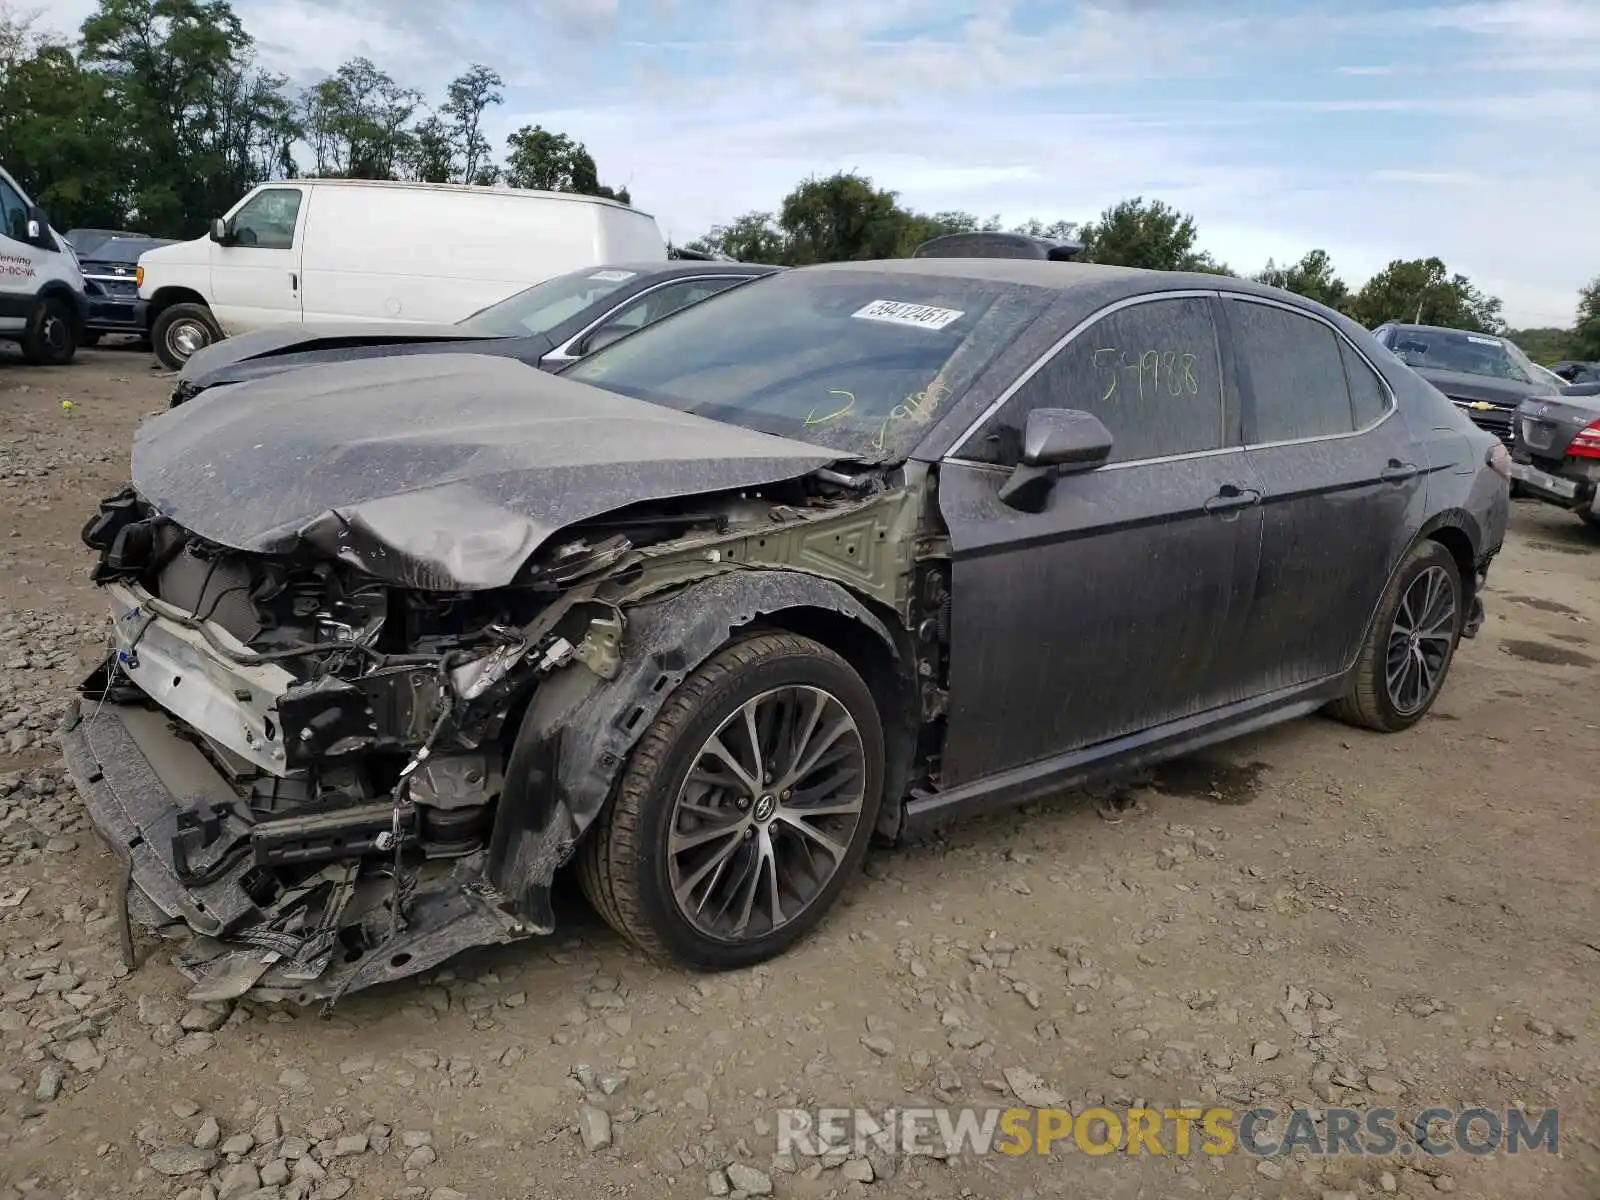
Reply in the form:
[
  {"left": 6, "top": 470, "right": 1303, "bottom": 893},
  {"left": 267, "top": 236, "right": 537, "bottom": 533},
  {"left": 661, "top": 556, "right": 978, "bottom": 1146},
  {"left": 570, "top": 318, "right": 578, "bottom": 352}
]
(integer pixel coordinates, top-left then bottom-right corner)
[{"left": 457, "top": 267, "right": 641, "bottom": 337}]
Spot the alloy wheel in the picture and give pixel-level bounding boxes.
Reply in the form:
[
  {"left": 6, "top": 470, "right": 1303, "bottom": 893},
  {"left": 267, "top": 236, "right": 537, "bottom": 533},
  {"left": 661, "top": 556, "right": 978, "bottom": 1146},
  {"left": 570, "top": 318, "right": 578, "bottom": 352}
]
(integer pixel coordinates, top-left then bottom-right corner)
[
  {"left": 666, "top": 685, "right": 868, "bottom": 943},
  {"left": 41, "top": 313, "right": 68, "bottom": 356},
  {"left": 1385, "top": 565, "right": 1457, "bottom": 715}
]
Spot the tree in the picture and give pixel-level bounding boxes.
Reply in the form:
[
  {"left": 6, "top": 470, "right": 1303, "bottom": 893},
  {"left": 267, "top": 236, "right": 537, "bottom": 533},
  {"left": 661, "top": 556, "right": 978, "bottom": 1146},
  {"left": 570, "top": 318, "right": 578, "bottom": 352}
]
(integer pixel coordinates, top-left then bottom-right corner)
[
  {"left": 301, "top": 57, "right": 418, "bottom": 180},
  {"left": 407, "top": 114, "right": 456, "bottom": 184},
  {"left": 1572, "top": 278, "right": 1600, "bottom": 362},
  {"left": 778, "top": 172, "right": 908, "bottom": 264},
  {"left": 1348, "top": 257, "right": 1504, "bottom": 333},
  {"left": 440, "top": 63, "right": 502, "bottom": 185},
  {"left": 1078, "top": 197, "right": 1209, "bottom": 271},
  {"left": 1506, "top": 327, "right": 1578, "bottom": 365},
  {"left": 1256, "top": 248, "right": 1350, "bottom": 311},
  {"left": 77, "top": 0, "right": 300, "bottom": 233},
  {"left": 503, "top": 124, "right": 626, "bottom": 201},
  {"left": 685, "top": 212, "right": 787, "bottom": 264}
]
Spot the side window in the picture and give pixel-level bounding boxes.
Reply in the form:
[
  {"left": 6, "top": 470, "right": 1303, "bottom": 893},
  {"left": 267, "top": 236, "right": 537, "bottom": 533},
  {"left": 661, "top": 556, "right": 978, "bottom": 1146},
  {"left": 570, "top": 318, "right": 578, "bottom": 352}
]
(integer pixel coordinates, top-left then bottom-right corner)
[
  {"left": 1340, "top": 341, "right": 1390, "bottom": 427},
  {"left": 0, "top": 179, "right": 28, "bottom": 244},
  {"left": 962, "top": 295, "right": 1226, "bottom": 466},
  {"left": 230, "top": 188, "right": 302, "bottom": 250},
  {"left": 1231, "top": 300, "right": 1354, "bottom": 442}
]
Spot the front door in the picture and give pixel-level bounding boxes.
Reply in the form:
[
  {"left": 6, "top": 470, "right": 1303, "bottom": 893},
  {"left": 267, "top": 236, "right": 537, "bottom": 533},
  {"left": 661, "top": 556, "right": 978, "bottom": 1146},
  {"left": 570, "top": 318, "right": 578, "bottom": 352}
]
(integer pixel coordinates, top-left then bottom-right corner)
[
  {"left": 0, "top": 175, "right": 44, "bottom": 334},
  {"left": 209, "top": 185, "right": 307, "bottom": 333},
  {"left": 936, "top": 292, "right": 1263, "bottom": 788},
  {"left": 1222, "top": 296, "right": 1428, "bottom": 691}
]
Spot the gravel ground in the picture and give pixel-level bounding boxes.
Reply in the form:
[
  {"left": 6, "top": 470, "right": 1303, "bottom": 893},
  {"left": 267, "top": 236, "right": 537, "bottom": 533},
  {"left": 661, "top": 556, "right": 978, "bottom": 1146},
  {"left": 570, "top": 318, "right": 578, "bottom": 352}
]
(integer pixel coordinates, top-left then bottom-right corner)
[{"left": 1, "top": 347, "right": 1597, "bottom": 1200}]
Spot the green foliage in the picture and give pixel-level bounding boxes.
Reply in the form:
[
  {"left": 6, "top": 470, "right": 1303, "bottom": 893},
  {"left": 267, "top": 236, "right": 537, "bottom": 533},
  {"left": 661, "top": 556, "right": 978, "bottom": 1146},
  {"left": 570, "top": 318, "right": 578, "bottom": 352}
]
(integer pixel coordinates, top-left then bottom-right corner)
[
  {"left": 1571, "top": 278, "right": 1600, "bottom": 362},
  {"left": 502, "top": 124, "right": 628, "bottom": 202},
  {"left": 0, "top": 0, "right": 628, "bottom": 234},
  {"left": 1255, "top": 249, "right": 1349, "bottom": 312},
  {"left": 1348, "top": 257, "right": 1504, "bottom": 334},
  {"left": 0, "top": 0, "right": 1589, "bottom": 342},
  {"left": 1505, "top": 327, "right": 1578, "bottom": 366}
]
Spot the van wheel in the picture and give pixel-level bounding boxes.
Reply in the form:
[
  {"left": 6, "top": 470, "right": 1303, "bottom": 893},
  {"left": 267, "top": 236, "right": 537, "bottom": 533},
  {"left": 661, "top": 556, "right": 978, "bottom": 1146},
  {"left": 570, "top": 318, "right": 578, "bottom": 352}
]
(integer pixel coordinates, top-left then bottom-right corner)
[
  {"left": 20, "top": 298, "right": 77, "bottom": 366},
  {"left": 152, "top": 303, "right": 222, "bottom": 369}
]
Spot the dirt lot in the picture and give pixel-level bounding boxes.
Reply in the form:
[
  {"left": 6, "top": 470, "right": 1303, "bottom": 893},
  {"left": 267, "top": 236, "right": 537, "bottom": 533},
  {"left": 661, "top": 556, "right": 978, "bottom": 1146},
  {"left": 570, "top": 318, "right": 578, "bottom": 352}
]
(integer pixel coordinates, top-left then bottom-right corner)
[{"left": 0, "top": 347, "right": 1597, "bottom": 1200}]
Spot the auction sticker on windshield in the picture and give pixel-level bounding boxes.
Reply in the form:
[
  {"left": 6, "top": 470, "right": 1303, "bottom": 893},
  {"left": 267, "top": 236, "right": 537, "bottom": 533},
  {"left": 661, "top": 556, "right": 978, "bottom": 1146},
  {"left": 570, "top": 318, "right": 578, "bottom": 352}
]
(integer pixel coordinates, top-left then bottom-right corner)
[
  {"left": 590, "top": 270, "right": 637, "bottom": 282},
  {"left": 852, "top": 300, "right": 965, "bottom": 331},
  {"left": 1467, "top": 335, "right": 1501, "bottom": 346}
]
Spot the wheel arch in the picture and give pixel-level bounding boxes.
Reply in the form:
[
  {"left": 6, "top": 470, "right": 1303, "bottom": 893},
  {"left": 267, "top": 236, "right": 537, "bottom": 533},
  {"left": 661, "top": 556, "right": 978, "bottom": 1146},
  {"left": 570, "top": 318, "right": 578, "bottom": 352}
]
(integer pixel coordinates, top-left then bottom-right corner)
[
  {"left": 482, "top": 569, "right": 916, "bottom": 929},
  {"left": 145, "top": 286, "right": 210, "bottom": 331},
  {"left": 1349, "top": 509, "right": 1483, "bottom": 673}
]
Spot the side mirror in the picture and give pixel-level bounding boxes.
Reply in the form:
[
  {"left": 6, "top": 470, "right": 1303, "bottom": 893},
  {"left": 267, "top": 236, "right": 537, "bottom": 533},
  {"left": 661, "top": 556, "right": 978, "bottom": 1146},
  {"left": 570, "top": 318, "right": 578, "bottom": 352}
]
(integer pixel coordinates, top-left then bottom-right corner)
[
  {"left": 209, "top": 217, "right": 230, "bottom": 244},
  {"left": 998, "top": 407, "right": 1113, "bottom": 513},
  {"left": 24, "top": 207, "right": 51, "bottom": 249}
]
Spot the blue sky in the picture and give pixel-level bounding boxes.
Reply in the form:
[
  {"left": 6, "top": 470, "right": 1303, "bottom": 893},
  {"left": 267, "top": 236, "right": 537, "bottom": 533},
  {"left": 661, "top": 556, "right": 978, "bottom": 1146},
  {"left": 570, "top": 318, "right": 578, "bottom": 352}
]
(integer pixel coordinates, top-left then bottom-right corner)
[{"left": 44, "top": 0, "right": 1600, "bottom": 326}]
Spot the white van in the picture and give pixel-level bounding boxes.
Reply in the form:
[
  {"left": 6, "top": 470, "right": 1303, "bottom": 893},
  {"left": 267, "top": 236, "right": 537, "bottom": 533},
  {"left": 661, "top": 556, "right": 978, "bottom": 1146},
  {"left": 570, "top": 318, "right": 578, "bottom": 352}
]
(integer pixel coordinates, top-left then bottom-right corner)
[
  {"left": 0, "top": 165, "right": 88, "bottom": 366},
  {"left": 135, "top": 179, "right": 668, "bottom": 368}
]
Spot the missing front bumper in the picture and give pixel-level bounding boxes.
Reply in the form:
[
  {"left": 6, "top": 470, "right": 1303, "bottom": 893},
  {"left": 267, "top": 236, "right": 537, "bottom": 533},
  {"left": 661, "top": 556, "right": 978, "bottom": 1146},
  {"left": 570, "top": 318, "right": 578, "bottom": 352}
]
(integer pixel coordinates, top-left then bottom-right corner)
[{"left": 58, "top": 695, "right": 538, "bottom": 1005}]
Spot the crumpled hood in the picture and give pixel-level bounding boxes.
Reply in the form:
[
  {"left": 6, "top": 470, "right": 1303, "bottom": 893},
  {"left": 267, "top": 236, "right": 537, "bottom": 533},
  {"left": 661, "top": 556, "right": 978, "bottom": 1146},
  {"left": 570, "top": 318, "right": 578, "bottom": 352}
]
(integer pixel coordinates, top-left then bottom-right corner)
[
  {"left": 1411, "top": 367, "right": 1551, "bottom": 409},
  {"left": 180, "top": 320, "right": 510, "bottom": 390},
  {"left": 134, "top": 353, "right": 844, "bottom": 590}
]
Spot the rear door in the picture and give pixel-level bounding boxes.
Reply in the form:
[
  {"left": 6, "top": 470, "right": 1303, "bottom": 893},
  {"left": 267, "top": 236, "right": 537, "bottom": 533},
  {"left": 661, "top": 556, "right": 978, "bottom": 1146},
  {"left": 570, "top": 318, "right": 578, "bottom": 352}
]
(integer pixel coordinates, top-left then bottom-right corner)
[
  {"left": 936, "top": 291, "right": 1263, "bottom": 786},
  {"left": 1222, "top": 296, "right": 1427, "bottom": 691},
  {"left": 209, "top": 185, "right": 307, "bottom": 332}
]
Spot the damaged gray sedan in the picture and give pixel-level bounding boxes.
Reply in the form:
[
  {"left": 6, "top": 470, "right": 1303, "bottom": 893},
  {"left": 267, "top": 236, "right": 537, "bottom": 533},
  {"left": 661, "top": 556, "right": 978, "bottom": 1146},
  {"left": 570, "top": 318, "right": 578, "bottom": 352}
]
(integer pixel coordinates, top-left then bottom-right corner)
[{"left": 62, "top": 260, "right": 1510, "bottom": 1004}]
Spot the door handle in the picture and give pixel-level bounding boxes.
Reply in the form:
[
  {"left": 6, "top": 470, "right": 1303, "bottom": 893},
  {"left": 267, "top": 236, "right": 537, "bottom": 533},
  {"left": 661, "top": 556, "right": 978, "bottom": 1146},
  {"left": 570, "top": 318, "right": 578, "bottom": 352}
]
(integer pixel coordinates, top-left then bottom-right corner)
[
  {"left": 1380, "top": 459, "right": 1418, "bottom": 483},
  {"left": 290, "top": 272, "right": 298, "bottom": 292},
  {"left": 1203, "top": 484, "right": 1262, "bottom": 514}
]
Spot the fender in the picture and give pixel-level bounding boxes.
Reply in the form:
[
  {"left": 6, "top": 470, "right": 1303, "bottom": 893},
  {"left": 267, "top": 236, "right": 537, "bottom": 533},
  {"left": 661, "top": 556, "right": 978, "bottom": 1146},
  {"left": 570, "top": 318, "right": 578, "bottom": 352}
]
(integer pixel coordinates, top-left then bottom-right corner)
[
  {"left": 35, "top": 279, "right": 88, "bottom": 329},
  {"left": 1345, "top": 507, "right": 1486, "bottom": 674},
  {"left": 482, "top": 569, "right": 903, "bottom": 927}
]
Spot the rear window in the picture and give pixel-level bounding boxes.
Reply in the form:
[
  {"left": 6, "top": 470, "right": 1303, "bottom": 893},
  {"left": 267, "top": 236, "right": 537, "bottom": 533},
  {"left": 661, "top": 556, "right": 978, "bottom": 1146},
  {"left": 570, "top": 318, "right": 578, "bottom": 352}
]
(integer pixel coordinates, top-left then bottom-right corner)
[{"left": 562, "top": 269, "right": 1054, "bottom": 460}]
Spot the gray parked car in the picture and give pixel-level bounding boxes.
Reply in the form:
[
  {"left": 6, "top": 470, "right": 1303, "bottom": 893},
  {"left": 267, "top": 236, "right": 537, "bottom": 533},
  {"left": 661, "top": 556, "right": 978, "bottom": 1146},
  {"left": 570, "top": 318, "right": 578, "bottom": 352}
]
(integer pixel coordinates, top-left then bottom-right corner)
[
  {"left": 63, "top": 259, "right": 1510, "bottom": 1004},
  {"left": 1510, "top": 379, "right": 1600, "bottom": 530}
]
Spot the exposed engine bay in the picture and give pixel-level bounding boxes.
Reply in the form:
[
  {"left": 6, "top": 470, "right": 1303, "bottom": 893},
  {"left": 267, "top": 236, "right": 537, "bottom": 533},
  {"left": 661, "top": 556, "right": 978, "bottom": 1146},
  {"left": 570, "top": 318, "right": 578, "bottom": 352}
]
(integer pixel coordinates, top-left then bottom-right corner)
[{"left": 63, "top": 467, "right": 934, "bottom": 1006}]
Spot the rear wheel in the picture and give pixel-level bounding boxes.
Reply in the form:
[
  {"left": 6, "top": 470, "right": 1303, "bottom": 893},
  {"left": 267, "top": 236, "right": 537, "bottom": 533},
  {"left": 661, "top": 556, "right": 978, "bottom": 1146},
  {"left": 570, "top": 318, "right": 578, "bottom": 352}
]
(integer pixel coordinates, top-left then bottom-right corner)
[
  {"left": 579, "top": 632, "right": 884, "bottom": 970},
  {"left": 151, "top": 302, "right": 222, "bottom": 370},
  {"left": 20, "top": 298, "right": 76, "bottom": 366},
  {"left": 1580, "top": 510, "right": 1600, "bottom": 534},
  {"left": 1329, "top": 540, "right": 1463, "bottom": 732}
]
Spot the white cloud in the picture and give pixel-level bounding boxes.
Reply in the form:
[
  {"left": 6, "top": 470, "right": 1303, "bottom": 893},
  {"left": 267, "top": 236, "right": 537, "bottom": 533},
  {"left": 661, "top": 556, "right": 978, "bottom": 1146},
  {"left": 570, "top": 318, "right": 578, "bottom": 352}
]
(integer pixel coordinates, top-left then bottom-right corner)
[{"left": 26, "top": 0, "right": 1600, "bottom": 326}]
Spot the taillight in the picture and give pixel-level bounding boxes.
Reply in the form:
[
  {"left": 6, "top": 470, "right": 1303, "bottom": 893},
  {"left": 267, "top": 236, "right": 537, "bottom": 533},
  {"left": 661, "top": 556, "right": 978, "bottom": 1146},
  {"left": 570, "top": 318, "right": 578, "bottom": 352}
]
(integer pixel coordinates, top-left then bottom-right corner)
[
  {"left": 1486, "top": 442, "right": 1512, "bottom": 479},
  {"left": 1572, "top": 419, "right": 1600, "bottom": 460},
  {"left": 135, "top": 265, "right": 144, "bottom": 288}
]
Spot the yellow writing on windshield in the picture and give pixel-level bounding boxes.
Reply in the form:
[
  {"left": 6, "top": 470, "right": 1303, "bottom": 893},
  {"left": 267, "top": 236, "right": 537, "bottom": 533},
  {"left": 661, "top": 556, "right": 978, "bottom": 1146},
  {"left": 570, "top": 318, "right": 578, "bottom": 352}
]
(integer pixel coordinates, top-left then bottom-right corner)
[
  {"left": 872, "top": 380, "right": 952, "bottom": 453},
  {"left": 804, "top": 389, "right": 857, "bottom": 427},
  {"left": 1092, "top": 348, "right": 1200, "bottom": 402}
]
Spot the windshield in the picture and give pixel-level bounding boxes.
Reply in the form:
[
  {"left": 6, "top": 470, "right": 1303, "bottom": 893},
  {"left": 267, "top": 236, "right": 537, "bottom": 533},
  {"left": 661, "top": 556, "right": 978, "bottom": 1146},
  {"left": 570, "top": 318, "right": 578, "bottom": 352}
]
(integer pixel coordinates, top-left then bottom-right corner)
[
  {"left": 457, "top": 267, "right": 643, "bottom": 337},
  {"left": 562, "top": 268, "right": 1053, "bottom": 460},
  {"left": 91, "top": 237, "right": 166, "bottom": 264},
  {"left": 1389, "top": 329, "right": 1534, "bottom": 384}
]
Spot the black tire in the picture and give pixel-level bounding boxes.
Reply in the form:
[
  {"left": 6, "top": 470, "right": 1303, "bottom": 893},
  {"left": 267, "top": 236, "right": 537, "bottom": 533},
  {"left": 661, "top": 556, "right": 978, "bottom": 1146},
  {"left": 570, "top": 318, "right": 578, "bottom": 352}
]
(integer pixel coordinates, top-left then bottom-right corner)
[
  {"left": 19, "top": 297, "right": 76, "bottom": 366},
  {"left": 579, "top": 632, "right": 884, "bottom": 970},
  {"left": 1328, "top": 539, "right": 1464, "bottom": 733},
  {"left": 151, "top": 302, "right": 222, "bottom": 370},
  {"left": 1580, "top": 511, "right": 1600, "bottom": 535}
]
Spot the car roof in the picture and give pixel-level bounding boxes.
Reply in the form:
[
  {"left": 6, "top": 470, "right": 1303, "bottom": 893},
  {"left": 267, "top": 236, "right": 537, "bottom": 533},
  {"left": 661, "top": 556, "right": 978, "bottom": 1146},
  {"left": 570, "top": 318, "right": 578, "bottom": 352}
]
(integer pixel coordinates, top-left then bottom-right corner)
[
  {"left": 794, "top": 257, "right": 1337, "bottom": 310},
  {"left": 1388, "top": 322, "right": 1504, "bottom": 338},
  {"left": 602, "top": 261, "right": 780, "bottom": 279}
]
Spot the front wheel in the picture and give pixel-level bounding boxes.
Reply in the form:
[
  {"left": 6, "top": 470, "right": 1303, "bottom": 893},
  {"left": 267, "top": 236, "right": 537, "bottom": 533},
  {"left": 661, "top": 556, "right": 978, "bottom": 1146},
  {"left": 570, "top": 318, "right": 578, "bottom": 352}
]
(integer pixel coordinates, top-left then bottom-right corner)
[
  {"left": 579, "top": 632, "right": 884, "bottom": 970},
  {"left": 1328, "top": 540, "right": 1464, "bottom": 732},
  {"left": 20, "top": 298, "right": 77, "bottom": 366},
  {"left": 151, "top": 302, "right": 222, "bottom": 370}
]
